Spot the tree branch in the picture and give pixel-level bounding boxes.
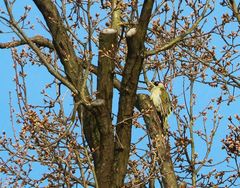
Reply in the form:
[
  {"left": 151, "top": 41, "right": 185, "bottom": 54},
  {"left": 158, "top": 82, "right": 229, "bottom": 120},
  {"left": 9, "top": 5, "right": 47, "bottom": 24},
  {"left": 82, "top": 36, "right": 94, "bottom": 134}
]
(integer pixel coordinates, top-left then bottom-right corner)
[
  {"left": 3, "top": 0, "right": 78, "bottom": 94},
  {"left": 229, "top": 0, "right": 240, "bottom": 23},
  {"left": 136, "top": 94, "right": 178, "bottom": 188},
  {"left": 113, "top": 0, "right": 154, "bottom": 187},
  {"left": 33, "top": 0, "right": 82, "bottom": 90},
  {"left": 145, "top": 0, "right": 210, "bottom": 56},
  {"left": 94, "top": 28, "right": 117, "bottom": 187},
  {"left": 0, "top": 35, "right": 54, "bottom": 49}
]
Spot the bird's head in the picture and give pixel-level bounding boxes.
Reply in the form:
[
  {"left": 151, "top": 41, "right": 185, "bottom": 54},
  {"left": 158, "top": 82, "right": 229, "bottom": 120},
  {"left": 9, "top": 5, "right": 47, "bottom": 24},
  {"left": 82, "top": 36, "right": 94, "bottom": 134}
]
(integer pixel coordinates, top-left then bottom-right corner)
[{"left": 153, "top": 81, "right": 166, "bottom": 89}]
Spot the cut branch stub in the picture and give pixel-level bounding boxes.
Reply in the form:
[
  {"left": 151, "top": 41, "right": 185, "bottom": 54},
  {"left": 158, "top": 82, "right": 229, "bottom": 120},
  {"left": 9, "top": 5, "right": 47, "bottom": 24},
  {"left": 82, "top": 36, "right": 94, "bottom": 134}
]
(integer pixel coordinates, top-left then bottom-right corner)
[
  {"left": 97, "top": 28, "right": 118, "bottom": 111},
  {"left": 113, "top": 1, "right": 155, "bottom": 187},
  {"left": 94, "top": 28, "right": 118, "bottom": 188}
]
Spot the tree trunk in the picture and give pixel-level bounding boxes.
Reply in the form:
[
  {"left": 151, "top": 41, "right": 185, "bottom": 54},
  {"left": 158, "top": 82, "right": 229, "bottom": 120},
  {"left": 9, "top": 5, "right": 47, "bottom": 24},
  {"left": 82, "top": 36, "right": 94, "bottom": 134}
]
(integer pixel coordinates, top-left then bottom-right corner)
[{"left": 113, "top": 1, "right": 154, "bottom": 186}]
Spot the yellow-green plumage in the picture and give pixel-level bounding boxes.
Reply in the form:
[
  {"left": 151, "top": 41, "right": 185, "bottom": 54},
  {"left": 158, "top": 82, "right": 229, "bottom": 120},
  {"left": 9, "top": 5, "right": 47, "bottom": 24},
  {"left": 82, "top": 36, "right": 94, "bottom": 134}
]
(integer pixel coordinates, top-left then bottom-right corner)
[{"left": 150, "top": 82, "right": 172, "bottom": 132}]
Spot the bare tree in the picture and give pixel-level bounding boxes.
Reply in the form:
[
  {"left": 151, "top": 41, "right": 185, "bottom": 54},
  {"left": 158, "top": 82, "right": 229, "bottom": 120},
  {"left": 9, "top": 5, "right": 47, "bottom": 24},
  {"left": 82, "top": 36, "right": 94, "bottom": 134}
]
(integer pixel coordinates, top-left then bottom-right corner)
[{"left": 0, "top": 0, "right": 239, "bottom": 187}]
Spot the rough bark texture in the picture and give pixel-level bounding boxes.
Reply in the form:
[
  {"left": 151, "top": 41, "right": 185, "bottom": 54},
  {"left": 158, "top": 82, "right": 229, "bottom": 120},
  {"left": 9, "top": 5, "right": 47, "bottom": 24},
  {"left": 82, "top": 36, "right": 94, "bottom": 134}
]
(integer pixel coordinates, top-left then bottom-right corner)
[
  {"left": 113, "top": 0, "right": 154, "bottom": 187},
  {"left": 95, "top": 29, "right": 118, "bottom": 187},
  {"left": 32, "top": 1, "right": 178, "bottom": 187},
  {"left": 33, "top": 0, "right": 82, "bottom": 89},
  {"left": 137, "top": 94, "right": 178, "bottom": 188},
  {"left": 33, "top": 0, "right": 101, "bottom": 186}
]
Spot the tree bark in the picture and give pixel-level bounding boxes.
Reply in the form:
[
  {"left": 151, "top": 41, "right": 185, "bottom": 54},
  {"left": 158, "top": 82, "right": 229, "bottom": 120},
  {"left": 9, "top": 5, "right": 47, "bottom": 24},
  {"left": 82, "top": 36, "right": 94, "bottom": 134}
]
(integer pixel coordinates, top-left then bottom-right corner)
[
  {"left": 94, "top": 29, "right": 118, "bottom": 187},
  {"left": 33, "top": 0, "right": 82, "bottom": 89},
  {"left": 113, "top": 0, "right": 154, "bottom": 187},
  {"left": 137, "top": 94, "right": 178, "bottom": 188}
]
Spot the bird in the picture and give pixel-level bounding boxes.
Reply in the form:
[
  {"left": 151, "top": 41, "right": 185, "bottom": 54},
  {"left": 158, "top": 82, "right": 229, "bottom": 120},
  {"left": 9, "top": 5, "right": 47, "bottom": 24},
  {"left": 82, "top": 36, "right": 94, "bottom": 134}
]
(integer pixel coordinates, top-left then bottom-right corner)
[{"left": 150, "top": 81, "right": 172, "bottom": 133}]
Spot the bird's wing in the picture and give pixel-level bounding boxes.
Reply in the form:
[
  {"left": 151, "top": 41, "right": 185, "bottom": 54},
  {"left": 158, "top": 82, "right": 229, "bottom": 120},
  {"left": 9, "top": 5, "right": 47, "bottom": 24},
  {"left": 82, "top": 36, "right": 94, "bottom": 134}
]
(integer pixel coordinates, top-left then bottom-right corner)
[{"left": 161, "top": 90, "right": 172, "bottom": 116}]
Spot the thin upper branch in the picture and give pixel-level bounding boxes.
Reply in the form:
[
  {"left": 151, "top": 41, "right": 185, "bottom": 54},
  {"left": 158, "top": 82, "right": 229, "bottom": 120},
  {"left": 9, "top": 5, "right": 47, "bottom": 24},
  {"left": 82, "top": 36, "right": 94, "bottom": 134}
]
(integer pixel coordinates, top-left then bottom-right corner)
[
  {"left": 0, "top": 35, "right": 54, "bottom": 49},
  {"left": 145, "top": 0, "right": 210, "bottom": 56},
  {"left": 3, "top": 0, "right": 78, "bottom": 94}
]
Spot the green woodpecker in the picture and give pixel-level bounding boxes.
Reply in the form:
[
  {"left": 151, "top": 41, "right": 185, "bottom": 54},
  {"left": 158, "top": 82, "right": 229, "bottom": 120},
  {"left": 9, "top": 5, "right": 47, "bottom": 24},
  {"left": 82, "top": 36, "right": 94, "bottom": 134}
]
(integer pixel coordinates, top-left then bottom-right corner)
[{"left": 150, "top": 81, "right": 172, "bottom": 132}]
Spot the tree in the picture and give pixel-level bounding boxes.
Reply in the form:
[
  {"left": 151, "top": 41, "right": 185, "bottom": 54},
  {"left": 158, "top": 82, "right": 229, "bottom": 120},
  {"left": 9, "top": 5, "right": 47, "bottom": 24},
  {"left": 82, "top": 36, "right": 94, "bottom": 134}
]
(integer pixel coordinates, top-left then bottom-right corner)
[{"left": 0, "top": 0, "right": 239, "bottom": 187}]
